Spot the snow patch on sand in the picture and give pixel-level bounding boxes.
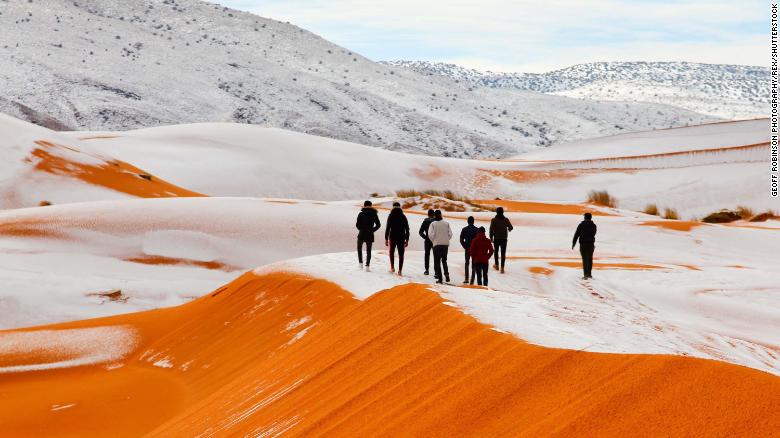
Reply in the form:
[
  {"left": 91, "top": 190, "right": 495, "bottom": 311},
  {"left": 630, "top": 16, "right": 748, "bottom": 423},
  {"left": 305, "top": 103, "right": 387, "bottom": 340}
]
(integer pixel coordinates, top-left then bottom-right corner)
[{"left": 0, "top": 326, "right": 137, "bottom": 373}]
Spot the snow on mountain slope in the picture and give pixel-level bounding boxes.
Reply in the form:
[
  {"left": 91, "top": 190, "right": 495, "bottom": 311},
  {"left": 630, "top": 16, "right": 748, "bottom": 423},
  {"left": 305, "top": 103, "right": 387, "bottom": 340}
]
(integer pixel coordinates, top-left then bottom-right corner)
[
  {"left": 386, "top": 60, "right": 767, "bottom": 119},
  {"left": 67, "top": 118, "right": 776, "bottom": 217},
  {"left": 0, "top": 114, "right": 202, "bottom": 209},
  {"left": 0, "top": 1, "right": 714, "bottom": 157}
]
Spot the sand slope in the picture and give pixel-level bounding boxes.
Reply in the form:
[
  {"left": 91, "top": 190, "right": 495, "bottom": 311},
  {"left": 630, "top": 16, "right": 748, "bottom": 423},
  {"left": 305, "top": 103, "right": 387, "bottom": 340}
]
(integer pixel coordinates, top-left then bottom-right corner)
[{"left": 1, "top": 272, "right": 778, "bottom": 437}]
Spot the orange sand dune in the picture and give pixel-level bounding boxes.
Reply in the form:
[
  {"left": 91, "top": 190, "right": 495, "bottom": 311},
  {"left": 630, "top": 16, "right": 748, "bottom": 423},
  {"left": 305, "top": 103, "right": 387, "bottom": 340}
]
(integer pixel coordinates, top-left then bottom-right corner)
[
  {"left": 528, "top": 266, "right": 554, "bottom": 275},
  {"left": 1, "top": 273, "right": 778, "bottom": 437},
  {"left": 476, "top": 199, "right": 615, "bottom": 216},
  {"left": 77, "top": 135, "right": 120, "bottom": 141},
  {"left": 124, "top": 254, "right": 239, "bottom": 272},
  {"left": 0, "top": 220, "right": 69, "bottom": 239},
  {"left": 640, "top": 220, "right": 704, "bottom": 232},
  {"left": 28, "top": 140, "right": 204, "bottom": 198}
]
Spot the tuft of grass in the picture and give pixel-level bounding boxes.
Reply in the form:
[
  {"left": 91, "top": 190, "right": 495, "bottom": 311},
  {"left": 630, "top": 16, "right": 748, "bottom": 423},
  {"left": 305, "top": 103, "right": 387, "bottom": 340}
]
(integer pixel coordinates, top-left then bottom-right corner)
[
  {"left": 749, "top": 210, "right": 779, "bottom": 222},
  {"left": 643, "top": 203, "right": 659, "bottom": 216},
  {"left": 735, "top": 206, "right": 754, "bottom": 220},
  {"left": 587, "top": 190, "right": 618, "bottom": 208},
  {"left": 662, "top": 208, "right": 679, "bottom": 220},
  {"left": 702, "top": 209, "right": 742, "bottom": 223},
  {"left": 395, "top": 189, "right": 495, "bottom": 212},
  {"left": 395, "top": 189, "right": 420, "bottom": 198},
  {"left": 401, "top": 200, "right": 418, "bottom": 209}
]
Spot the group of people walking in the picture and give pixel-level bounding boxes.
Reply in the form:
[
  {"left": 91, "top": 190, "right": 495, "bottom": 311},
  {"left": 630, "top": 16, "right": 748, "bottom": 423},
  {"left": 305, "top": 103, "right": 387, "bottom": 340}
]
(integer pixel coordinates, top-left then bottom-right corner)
[
  {"left": 356, "top": 200, "right": 521, "bottom": 286},
  {"left": 357, "top": 200, "right": 599, "bottom": 282}
]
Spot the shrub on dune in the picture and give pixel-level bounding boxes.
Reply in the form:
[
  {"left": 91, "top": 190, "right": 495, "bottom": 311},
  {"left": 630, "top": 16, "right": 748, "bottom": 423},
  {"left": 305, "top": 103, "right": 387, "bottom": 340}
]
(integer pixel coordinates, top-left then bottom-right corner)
[
  {"left": 736, "top": 206, "right": 754, "bottom": 220},
  {"left": 643, "top": 203, "right": 659, "bottom": 216},
  {"left": 587, "top": 190, "right": 618, "bottom": 208},
  {"left": 395, "top": 189, "right": 420, "bottom": 198},
  {"left": 395, "top": 189, "right": 495, "bottom": 212},
  {"left": 702, "top": 209, "right": 742, "bottom": 223},
  {"left": 663, "top": 208, "right": 679, "bottom": 220},
  {"left": 749, "top": 210, "right": 779, "bottom": 222}
]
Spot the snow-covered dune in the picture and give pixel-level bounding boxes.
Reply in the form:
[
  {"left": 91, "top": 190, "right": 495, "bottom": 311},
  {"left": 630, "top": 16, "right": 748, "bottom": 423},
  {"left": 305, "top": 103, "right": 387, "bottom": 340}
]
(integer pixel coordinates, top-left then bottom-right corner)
[
  {"left": 67, "top": 117, "right": 776, "bottom": 217},
  {"left": 1, "top": 195, "right": 778, "bottom": 377},
  {"left": 0, "top": 112, "right": 777, "bottom": 435},
  {"left": 515, "top": 118, "right": 769, "bottom": 161},
  {"left": 65, "top": 124, "right": 493, "bottom": 200},
  {"left": 0, "top": 114, "right": 201, "bottom": 209}
]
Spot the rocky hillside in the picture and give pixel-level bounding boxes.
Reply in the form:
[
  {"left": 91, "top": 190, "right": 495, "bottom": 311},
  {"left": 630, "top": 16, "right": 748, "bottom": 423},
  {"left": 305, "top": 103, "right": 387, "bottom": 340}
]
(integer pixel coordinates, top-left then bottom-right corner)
[{"left": 0, "top": 0, "right": 712, "bottom": 157}]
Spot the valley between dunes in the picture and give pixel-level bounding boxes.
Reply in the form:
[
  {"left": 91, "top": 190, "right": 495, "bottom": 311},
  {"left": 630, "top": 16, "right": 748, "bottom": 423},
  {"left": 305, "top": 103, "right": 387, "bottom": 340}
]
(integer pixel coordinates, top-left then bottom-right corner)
[{"left": 0, "top": 114, "right": 778, "bottom": 436}]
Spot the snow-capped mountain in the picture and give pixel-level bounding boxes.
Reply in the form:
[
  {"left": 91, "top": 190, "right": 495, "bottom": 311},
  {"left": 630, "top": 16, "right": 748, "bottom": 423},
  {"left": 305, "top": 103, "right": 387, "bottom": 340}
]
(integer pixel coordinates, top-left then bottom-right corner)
[
  {"left": 0, "top": 0, "right": 714, "bottom": 158},
  {"left": 384, "top": 61, "right": 767, "bottom": 120}
]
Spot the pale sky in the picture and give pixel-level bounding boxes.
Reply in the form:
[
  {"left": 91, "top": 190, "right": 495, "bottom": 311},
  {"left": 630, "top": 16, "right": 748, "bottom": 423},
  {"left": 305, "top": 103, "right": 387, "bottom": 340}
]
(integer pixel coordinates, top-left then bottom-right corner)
[{"left": 220, "top": 0, "right": 765, "bottom": 73}]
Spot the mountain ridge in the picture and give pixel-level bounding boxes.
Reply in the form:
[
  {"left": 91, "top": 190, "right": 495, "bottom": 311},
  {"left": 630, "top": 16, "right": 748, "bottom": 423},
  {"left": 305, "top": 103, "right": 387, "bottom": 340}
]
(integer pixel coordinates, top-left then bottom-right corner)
[{"left": 382, "top": 60, "right": 767, "bottom": 119}]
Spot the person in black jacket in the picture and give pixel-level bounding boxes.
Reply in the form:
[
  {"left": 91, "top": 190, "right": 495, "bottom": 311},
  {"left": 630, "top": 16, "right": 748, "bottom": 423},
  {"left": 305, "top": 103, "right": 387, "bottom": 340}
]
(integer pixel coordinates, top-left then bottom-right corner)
[
  {"left": 418, "top": 209, "right": 435, "bottom": 275},
  {"left": 489, "top": 207, "right": 513, "bottom": 273},
  {"left": 459, "top": 216, "right": 478, "bottom": 284},
  {"left": 356, "top": 200, "right": 381, "bottom": 270},
  {"left": 385, "top": 202, "right": 410, "bottom": 276},
  {"left": 572, "top": 212, "right": 597, "bottom": 279}
]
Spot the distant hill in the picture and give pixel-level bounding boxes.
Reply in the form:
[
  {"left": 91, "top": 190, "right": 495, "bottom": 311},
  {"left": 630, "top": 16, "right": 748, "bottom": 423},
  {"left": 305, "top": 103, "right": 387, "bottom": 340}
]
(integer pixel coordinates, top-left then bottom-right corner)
[{"left": 383, "top": 61, "right": 766, "bottom": 120}]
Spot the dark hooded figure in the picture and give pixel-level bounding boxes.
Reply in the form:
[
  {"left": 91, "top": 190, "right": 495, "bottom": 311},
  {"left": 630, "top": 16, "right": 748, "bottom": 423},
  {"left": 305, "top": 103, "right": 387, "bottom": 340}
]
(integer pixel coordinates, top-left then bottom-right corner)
[
  {"left": 489, "top": 206, "right": 513, "bottom": 273},
  {"left": 469, "top": 226, "right": 494, "bottom": 286},
  {"left": 418, "top": 209, "right": 436, "bottom": 275},
  {"left": 355, "top": 200, "right": 381, "bottom": 269},
  {"left": 385, "top": 202, "right": 410, "bottom": 276},
  {"left": 459, "top": 216, "right": 478, "bottom": 284},
  {"left": 572, "top": 212, "right": 597, "bottom": 279}
]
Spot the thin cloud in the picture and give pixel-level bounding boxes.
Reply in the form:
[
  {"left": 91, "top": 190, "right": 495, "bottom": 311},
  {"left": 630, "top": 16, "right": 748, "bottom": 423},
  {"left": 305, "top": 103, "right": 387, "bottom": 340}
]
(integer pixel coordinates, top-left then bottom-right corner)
[{"left": 221, "top": 0, "right": 765, "bottom": 72}]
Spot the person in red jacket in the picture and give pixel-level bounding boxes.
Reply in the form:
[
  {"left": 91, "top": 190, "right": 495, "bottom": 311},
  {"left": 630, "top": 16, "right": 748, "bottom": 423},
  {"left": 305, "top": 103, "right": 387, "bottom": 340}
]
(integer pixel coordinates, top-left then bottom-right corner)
[{"left": 469, "top": 227, "right": 494, "bottom": 286}]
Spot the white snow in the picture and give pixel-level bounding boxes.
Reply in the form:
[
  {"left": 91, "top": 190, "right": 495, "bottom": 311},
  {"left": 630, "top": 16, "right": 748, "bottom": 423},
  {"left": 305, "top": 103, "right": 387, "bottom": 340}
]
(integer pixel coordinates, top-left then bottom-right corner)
[
  {"left": 58, "top": 118, "right": 778, "bottom": 217},
  {"left": 0, "top": 326, "right": 137, "bottom": 373},
  {"left": 153, "top": 358, "right": 174, "bottom": 369},
  {"left": 0, "top": 114, "right": 136, "bottom": 209},
  {"left": 515, "top": 119, "right": 768, "bottom": 161},
  {"left": 386, "top": 60, "right": 767, "bottom": 120}
]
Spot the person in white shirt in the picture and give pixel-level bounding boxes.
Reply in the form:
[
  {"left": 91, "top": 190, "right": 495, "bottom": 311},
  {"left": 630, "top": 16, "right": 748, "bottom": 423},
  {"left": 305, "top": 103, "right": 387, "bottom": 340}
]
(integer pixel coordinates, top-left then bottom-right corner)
[{"left": 427, "top": 210, "right": 452, "bottom": 284}]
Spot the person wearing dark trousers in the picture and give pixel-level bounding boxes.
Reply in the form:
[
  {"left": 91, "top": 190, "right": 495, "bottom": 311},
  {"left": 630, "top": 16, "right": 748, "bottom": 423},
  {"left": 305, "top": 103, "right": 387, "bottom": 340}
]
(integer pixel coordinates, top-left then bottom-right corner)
[
  {"left": 418, "top": 209, "right": 435, "bottom": 275},
  {"left": 428, "top": 210, "right": 452, "bottom": 284},
  {"left": 385, "top": 202, "right": 410, "bottom": 276},
  {"left": 355, "top": 200, "right": 381, "bottom": 270},
  {"left": 572, "top": 212, "right": 597, "bottom": 279},
  {"left": 459, "top": 216, "right": 478, "bottom": 284},
  {"left": 489, "top": 207, "right": 513, "bottom": 273},
  {"left": 469, "top": 227, "right": 494, "bottom": 286}
]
